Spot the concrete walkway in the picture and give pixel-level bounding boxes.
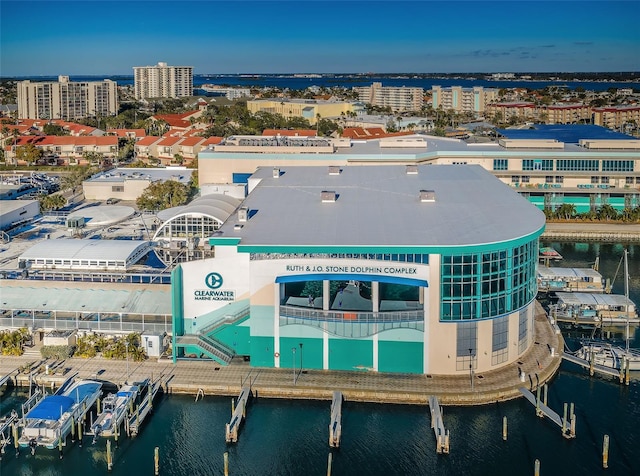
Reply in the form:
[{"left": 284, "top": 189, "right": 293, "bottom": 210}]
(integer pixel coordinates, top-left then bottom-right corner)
[{"left": 0, "top": 304, "right": 563, "bottom": 407}]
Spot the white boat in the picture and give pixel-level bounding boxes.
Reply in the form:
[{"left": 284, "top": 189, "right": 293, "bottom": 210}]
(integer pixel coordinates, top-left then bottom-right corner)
[
  {"left": 574, "top": 250, "right": 640, "bottom": 371},
  {"left": 91, "top": 383, "right": 140, "bottom": 439},
  {"left": 19, "top": 378, "right": 102, "bottom": 451},
  {"left": 575, "top": 341, "right": 640, "bottom": 371}
]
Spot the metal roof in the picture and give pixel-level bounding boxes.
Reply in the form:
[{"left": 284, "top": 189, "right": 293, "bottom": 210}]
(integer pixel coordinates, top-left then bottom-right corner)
[
  {"left": 555, "top": 292, "right": 633, "bottom": 308},
  {"left": 537, "top": 266, "right": 602, "bottom": 280},
  {"left": 1, "top": 282, "right": 171, "bottom": 315},
  {"left": 156, "top": 194, "right": 241, "bottom": 222},
  {"left": 19, "top": 239, "right": 151, "bottom": 263},
  {"left": 496, "top": 124, "right": 634, "bottom": 143},
  {"left": 217, "top": 164, "right": 545, "bottom": 249}
]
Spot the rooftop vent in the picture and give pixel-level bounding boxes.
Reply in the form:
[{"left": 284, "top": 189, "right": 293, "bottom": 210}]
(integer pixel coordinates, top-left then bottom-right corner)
[
  {"left": 234, "top": 224, "right": 244, "bottom": 230},
  {"left": 238, "top": 207, "right": 248, "bottom": 222},
  {"left": 406, "top": 165, "right": 418, "bottom": 175},
  {"left": 321, "top": 191, "right": 337, "bottom": 203},
  {"left": 419, "top": 190, "right": 435, "bottom": 202},
  {"left": 328, "top": 166, "right": 341, "bottom": 175},
  {"left": 272, "top": 167, "right": 280, "bottom": 178}
]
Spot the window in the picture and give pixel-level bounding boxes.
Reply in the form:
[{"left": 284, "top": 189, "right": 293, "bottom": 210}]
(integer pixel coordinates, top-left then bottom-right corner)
[
  {"left": 556, "top": 159, "right": 599, "bottom": 171},
  {"left": 112, "top": 185, "right": 124, "bottom": 192},
  {"left": 591, "top": 176, "right": 600, "bottom": 184},
  {"left": 456, "top": 322, "right": 477, "bottom": 371},
  {"left": 521, "top": 176, "right": 530, "bottom": 183},
  {"left": 511, "top": 176, "right": 520, "bottom": 183},
  {"left": 555, "top": 176, "right": 564, "bottom": 184},
  {"left": 602, "top": 160, "right": 633, "bottom": 172},
  {"left": 545, "top": 176, "right": 554, "bottom": 183},
  {"left": 493, "top": 159, "right": 508, "bottom": 171},
  {"left": 492, "top": 316, "right": 509, "bottom": 365},
  {"left": 626, "top": 177, "right": 634, "bottom": 185},
  {"left": 601, "top": 176, "right": 609, "bottom": 184},
  {"left": 522, "top": 159, "right": 553, "bottom": 171}
]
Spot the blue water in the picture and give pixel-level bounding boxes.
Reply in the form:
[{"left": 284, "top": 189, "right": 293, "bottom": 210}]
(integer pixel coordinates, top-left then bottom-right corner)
[
  {"left": 4, "top": 75, "right": 639, "bottom": 91},
  {"left": 1, "top": 241, "right": 640, "bottom": 475}
]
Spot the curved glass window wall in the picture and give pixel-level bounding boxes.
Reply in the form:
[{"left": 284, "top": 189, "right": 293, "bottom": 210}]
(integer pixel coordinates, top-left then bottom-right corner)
[{"left": 440, "top": 239, "right": 537, "bottom": 321}]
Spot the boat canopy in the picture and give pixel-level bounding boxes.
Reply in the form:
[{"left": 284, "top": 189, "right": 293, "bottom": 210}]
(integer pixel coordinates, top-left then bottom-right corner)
[
  {"left": 26, "top": 396, "right": 74, "bottom": 420},
  {"left": 537, "top": 266, "right": 602, "bottom": 282},
  {"left": 555, "top": 292, "right": 634, "bottom": 309}
]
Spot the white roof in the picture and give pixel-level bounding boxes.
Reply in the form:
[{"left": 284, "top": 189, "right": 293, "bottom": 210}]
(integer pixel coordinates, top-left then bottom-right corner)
[
  {"left": 156, "top": 194, "right": 241, "bottom": 222},
  {"left": 217, "top": 164, "right": 545, "bottom": 249},
  {"left": 555, "top": 292, "right": 633, "bottom": 308},
  {"left": 19, "top": 239, "right": 151, "bottom": 263},
  {"left": 537, "top": 266, "right": 602, "bottom": 280}
]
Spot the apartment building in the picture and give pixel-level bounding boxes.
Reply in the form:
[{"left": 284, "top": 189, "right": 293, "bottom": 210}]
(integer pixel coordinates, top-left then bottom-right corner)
[
  {"left": 485, "top": 102, "right": 537, "bottom": 122},
  {"left": 17, "top": 76, "right": 118, "bottom": 120},
  {"left": 593, "top": 106, "right": 640, "bottom": 130},
  {"left": 5, "top": 135, "right": 118, "bottom": 165},
  {"left": 430, "top": 86, "right": 498, "bottom": 116},
  {"left": 353, "top": 82, "right": 424, "bottom": 112},
  {"left": 133, "top": 62, "right": 193, "bottom": 100},
  {"left": 545, "top": 103, "right": 592, "bottom": 124},
  {"left": 246, "top": 99, "right": 363, "bottom": 125}
]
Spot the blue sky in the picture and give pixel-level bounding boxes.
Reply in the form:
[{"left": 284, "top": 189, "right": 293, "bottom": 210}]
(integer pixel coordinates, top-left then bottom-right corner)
[{"left": 1, "top": 0, "right": 638, "bottom": 76}]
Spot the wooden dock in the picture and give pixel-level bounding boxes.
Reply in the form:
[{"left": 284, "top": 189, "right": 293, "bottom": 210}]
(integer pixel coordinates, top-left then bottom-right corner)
[
  {"left": 225, "top": 386, "right": 252, "bottom": 443},
  {"left": 562, "top": 352, "right": 630, "bottom": 384},
  {"left": 329, "top": 391, "right": 343, "bottom": 448},
  {"left": 428, "top": 395, "right": 450, "bottom": 454},
  {"left": 519, "top": 385, "right": 575, "bottom": 438},
  {"left": 0, "top": 409, "right": 19, "bottom": 457},
  {"left": 127, "top": 378, "right": 162, "bottom": 437}
]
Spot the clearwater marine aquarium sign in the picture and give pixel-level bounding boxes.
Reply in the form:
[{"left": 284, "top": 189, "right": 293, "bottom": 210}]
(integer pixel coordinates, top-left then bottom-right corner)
[{"left": 194, "top": 272, "right": 235, "bottom": 301}]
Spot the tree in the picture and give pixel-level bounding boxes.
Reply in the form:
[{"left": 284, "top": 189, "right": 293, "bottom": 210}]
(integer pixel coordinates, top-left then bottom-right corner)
[
  {"left": 15, "top": 142, "right": 42, "bottom": 165},
  {"left": 39, "top": 193, "right": 67, "bottom": 211},
  {"left": 555, "top": 203, "right": 576, "bottom": 220},
  {"left": 43, "top": 123, "right": 69, "bottom": 136},
  {"left": 136, "top": 180, "right": 190, "bottom": 211}
]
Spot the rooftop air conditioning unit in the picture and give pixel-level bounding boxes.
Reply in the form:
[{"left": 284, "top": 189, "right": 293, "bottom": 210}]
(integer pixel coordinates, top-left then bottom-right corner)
[
  {"left": 273, "top": 167, "right": 280, "bottom": 178},
  {"left": 419, "top": 190, "right": 436, "bottom": 202},
  {"left": 321, "top": 191, "right": 337, "bottom": 202},
  {"left": 238, "top": 207, "right": 248, "bottom": 222}
]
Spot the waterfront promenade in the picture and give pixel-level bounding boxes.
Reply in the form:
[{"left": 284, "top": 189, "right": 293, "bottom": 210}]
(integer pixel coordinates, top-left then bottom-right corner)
[
  {"left": 0, "top": 303, "right": 563, "bottom": 407},
  {"left": 542, "top": 222, "right": 640, "bottom": 242}
]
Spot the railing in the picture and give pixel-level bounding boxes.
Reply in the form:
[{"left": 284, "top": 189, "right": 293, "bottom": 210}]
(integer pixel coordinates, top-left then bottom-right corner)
[
  {"left": 4, "top": 270, "right": 171, "bottom": 285},
  {"left": 198, "top": 306, "right": 250, "bottom": 336},
  {"left": 0, "top": 317, "right": 172, "bottom": 334},
  {"left": 176, "top": 334, "right": 234, "bottom": 364},
  {"left": 279, "top": 306, "right": 425, "bottom": 338},
  {"left": 279, "top": 305, "right": 424, "bottom": 323}
]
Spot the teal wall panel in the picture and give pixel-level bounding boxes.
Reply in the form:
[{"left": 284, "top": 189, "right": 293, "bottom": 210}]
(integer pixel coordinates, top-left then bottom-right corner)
[
  {"left": 251, "top": 335, "right": 275, "bottom": 367},
  {"left": 329, "top": 339, "right": 373, "bottom": 371},
  {"left": 378, "top": 341, "right": 424, "bottom": 373},
  {"left": 278, "top": 337, "right": 323, "bottom": 370},
  {"left": 212, "top": 322, "right": 251, "bottom": 356}
]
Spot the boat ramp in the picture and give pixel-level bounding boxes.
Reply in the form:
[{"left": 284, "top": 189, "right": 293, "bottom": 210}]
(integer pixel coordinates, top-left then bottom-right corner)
[
  {"left": 225, "top": 385, "right": 253, "bottom": 443},
  {"left": 126, "top": 377, "right": 163, "bottom": 437}
]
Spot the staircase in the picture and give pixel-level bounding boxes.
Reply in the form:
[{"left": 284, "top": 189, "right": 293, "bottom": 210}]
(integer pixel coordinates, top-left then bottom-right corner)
[{"left": 176, "top": 334, "right": 235, "bottom": 365}]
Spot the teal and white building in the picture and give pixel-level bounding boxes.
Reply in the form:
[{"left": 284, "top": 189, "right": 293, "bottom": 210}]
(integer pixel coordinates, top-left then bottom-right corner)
[{"left": 172, "top": 164, "right": 545, "bottom": 375}]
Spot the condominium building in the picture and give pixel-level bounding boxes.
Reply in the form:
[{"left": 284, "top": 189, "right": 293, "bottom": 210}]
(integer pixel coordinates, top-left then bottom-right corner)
[
  {"left": 17, "top": 76, "right": 118, "bottom": 120},
  {"left": 133, "top": 62, "right": 193, "bottom": 100},
  {"left": 246, "top": 99, "right": 363, "bottom": 125},
  {"left": 431, "top": 86, "right": 498, "bottom": 116},
  {"left": 592, "top": 106, "right": 640, "bottom": 130},
  {"left": 353, "top": 82, "right": 424, "bottom": 112}
]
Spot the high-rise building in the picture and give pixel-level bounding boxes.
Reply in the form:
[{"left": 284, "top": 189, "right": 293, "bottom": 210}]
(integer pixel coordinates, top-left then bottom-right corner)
[
  {"left": 353, "top": 82, "right": 424, "bottom": 112},
  {"left": 133, "top": 62, "right": 193, "bottom": 100},
  {"left": 17, "top": 76, "right": 118, "bottom": 120},
  {"left": 431, "top": 86, "right": 498, "bottom": 116}
]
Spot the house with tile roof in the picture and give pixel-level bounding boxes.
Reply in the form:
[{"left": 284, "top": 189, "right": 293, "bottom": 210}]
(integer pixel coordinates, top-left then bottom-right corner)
[
  {"left": 134, "top": 136, "right": 163, "bottom": 161},
  {"left": 4, "top": 135, "right": 118, "bottom": 165}
]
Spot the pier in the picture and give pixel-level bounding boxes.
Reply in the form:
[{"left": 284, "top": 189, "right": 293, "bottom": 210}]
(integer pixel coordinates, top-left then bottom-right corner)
[
  {"left": 225, "top": 386, "right": 252, "bottom": 443},
  {"left": 127, "top": 378, "right": 162, "bottom": 437},
  {"left": 329, "top": 391, "right": 343, "bottom": 448},
  {"left": 562, "top": 351, "right": 630, "bottom": 384},
  {"left": 428, "top": 395, "right": 450, "bottom": 454},
  {"left": 0, "top": 410, "right": 19, "bottom": 457},
  {"left": 519, "top": 385, "right": 575, "bottom": 439}
]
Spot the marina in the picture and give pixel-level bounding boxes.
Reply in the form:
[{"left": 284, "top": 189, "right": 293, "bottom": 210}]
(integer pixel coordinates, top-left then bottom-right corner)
[
  {"left": 17, "top": 377, "right": 102, "bottom": 452},
  {"left": 90, "top": 382, "right": 142, "bottom": 440},
  {"left": 537, "top": 265, "right": 606, "bottom": 293}
]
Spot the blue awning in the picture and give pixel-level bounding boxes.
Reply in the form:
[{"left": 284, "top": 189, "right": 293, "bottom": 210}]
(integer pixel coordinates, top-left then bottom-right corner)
[{"left": 27, "top": 396, "right": 74, "bottom": 421}]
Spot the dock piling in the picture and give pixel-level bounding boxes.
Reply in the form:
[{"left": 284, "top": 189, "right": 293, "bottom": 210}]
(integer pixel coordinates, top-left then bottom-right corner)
[
  {"left": 602, "top": 434, "right": 609, "bottom": 469},
  {"left": 154, "top": 446, "right": 159, "bottom": 475},
  {"left": 224, "top": 451, "right": 229, "bottom": 476},
  {"left": 502, "top": 416, "right": 507, "bottom": 441},
  {"left": 77, "top": 420, "right": 83, "bottom": 447},
  {"left": 106, "top": 440, "right": 112, "bottom": 471},
  {"left": 12, "top": 422, "right": 18, "bottom": 457},
  {"left": 534, "top": 459, "right": 540, "bottom": 476},
  {"left": 327, "top": 452, "right": 333, "bottom": 476}
]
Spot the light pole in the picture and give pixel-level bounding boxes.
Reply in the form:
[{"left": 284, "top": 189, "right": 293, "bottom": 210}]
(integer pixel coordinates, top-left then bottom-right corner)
[
  {"left": 469, "top": 348, "right": 474, "bottom": 390},
  {"left": 299, "top": 343, "right": 303, "bottom": 377},
  {"left": 125, "top": 341, "right": 129, "bottom": 384},
  {"left": 291, "top": 347, "right": 296, "bottom": 385}
]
